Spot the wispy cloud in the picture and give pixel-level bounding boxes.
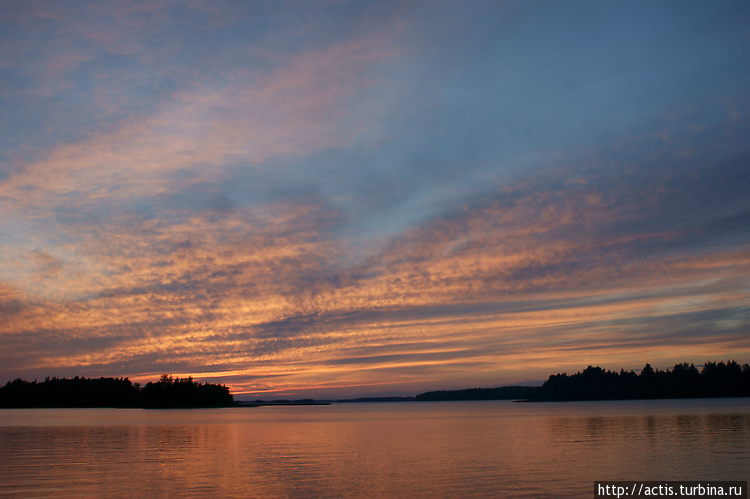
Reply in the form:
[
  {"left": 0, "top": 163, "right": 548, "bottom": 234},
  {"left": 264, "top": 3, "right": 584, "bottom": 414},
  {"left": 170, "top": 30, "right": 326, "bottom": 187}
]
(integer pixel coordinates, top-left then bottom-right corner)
[
  {"left": 3, "top": 146, "right": 748, "bottom": 395},
  {"left": 1, "top": 0, "right": 749, "bottom": 396}
]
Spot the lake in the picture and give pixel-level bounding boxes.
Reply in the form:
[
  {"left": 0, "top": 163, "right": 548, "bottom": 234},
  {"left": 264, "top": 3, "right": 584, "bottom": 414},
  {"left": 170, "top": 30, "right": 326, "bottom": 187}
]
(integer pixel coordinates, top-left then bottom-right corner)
[{"left": 1, "top": 398, "right": 749, "bottom": 497}]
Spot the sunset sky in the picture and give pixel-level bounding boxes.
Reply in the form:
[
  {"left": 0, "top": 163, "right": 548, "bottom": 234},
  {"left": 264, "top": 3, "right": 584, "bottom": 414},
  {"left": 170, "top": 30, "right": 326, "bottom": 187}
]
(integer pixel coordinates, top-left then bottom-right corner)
[{"left": 1, "top": 0, "right": 749, "bottom": 398}]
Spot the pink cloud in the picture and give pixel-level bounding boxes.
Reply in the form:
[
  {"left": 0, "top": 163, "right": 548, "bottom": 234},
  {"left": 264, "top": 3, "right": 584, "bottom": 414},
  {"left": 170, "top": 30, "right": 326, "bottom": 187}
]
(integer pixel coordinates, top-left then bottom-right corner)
[{"left": 3, "top": 162, "right": 749, "bottom": 396}]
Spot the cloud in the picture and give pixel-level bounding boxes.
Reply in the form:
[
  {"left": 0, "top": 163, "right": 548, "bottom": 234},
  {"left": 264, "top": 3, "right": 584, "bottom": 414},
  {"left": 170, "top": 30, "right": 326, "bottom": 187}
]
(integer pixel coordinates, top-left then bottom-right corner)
[
  {"left": 2, "top": 144, "right": 748, "bottom": 395},
  {"left": 1, "top": 0, "right": 749, "bottom": 396}
]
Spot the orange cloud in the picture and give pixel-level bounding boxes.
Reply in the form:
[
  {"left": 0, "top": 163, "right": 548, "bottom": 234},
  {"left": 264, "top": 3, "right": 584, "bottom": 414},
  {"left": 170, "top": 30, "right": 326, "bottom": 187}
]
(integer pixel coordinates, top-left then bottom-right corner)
[{"left": 5, "top": 154, "right": 750, "bottom": 397}]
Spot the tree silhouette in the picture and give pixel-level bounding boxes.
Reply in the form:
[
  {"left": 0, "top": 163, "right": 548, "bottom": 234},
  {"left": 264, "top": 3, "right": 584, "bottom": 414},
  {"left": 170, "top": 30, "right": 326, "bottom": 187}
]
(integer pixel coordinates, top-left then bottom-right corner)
[
  {"left": 0, "top": 375, "right": 233, "bottom": 408},
  {"left": 530, "top": 361, "right": 750, "bottom": 401}
]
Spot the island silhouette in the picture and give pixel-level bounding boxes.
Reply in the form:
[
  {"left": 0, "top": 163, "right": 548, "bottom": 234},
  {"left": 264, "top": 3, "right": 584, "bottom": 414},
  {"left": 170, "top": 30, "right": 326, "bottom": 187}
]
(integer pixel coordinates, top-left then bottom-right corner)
[
  {"left": 1, "top": 361, "right": 748, "bottom": 407},
  {"left": 417, "top": 361, "right": 750, "bottom": 402},
  {"left": 0, "top": 374, "right": 232, "bottom": 408}
]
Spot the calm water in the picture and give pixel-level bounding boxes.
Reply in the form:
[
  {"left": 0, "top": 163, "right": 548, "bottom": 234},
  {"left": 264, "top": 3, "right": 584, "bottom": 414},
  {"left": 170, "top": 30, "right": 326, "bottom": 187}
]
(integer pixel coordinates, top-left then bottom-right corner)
[{"left": 1, "top": 399, "right": 748, "bottom": 497}]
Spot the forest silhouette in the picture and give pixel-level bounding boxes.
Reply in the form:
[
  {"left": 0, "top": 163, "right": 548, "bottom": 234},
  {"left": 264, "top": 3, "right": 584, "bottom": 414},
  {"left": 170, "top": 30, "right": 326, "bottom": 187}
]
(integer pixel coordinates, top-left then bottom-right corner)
[
  {"left": 529, "top": 361, "right": 750, "bottom": 401},
  {"left": 0, "top": 374, "right": 233, "bottom": 408},
  {"left": 2, "top": 361, "right": 749, "bottom": 407},
  {"left": 417, "top": 361, "right": 750, "bottom": 402}
]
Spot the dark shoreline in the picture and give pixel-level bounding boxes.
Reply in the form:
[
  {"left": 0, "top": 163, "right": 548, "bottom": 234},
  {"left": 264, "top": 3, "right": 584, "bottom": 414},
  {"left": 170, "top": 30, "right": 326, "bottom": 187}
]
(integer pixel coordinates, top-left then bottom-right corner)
[
  {"left": 237, "top": 401, "right": 331, "bottom": 407},
  {"left": 0, "top": 375, "right": 233, "bottom": 409},
  {"left": 3, "top": 361, "right": 748, "bottom": 408}
]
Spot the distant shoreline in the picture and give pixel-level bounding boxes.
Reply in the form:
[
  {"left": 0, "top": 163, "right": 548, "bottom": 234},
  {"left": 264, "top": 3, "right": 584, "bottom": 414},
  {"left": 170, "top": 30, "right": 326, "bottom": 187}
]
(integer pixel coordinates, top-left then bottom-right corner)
[
  {"left": 236, "top": 400, "right": 331, "bottom": 407},
  {"left": 0, "top": 375, "right": 233, "bottom": 409},
  {"left": 2, "top": 361, "right": 748, "bottom": 408},
  {"left": 415, "top": 361, "right": 750, "bottom": 403}
]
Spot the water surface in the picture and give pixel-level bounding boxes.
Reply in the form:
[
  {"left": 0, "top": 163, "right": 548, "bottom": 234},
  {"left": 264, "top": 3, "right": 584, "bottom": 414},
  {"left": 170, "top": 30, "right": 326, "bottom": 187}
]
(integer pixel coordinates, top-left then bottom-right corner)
[{"left": 1, "top": 398, "right": 748, "bottom": 497}]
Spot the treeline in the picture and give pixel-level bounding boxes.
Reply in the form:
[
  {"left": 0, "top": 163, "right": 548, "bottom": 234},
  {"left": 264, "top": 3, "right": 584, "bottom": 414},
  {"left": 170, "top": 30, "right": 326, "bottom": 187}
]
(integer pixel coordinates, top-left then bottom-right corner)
[
  {"left": 0, "top": 374, "right": 233, "bottom": 408},
  {"left": 413, "top": 361, "right": 750, "bottom": 402},
  {"left": 531, "top": 361, "right": 750, "bottom": 401},
  {"left": 416, "top": 386, "right": 533, "bottom": 401}
]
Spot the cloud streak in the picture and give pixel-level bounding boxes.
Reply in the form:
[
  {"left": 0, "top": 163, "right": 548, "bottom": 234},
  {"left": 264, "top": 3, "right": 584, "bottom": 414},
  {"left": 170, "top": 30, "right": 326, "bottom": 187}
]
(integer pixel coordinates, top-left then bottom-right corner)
[{"left": 1, "top": 0, "right": 749, "bottom": 397}]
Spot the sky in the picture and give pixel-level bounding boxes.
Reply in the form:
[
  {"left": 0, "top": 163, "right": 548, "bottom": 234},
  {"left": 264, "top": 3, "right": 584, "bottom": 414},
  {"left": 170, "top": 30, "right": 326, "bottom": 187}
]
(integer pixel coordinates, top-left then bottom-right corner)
[{"left": 1, "top": 0, "right": 749, "bottom": 399}]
